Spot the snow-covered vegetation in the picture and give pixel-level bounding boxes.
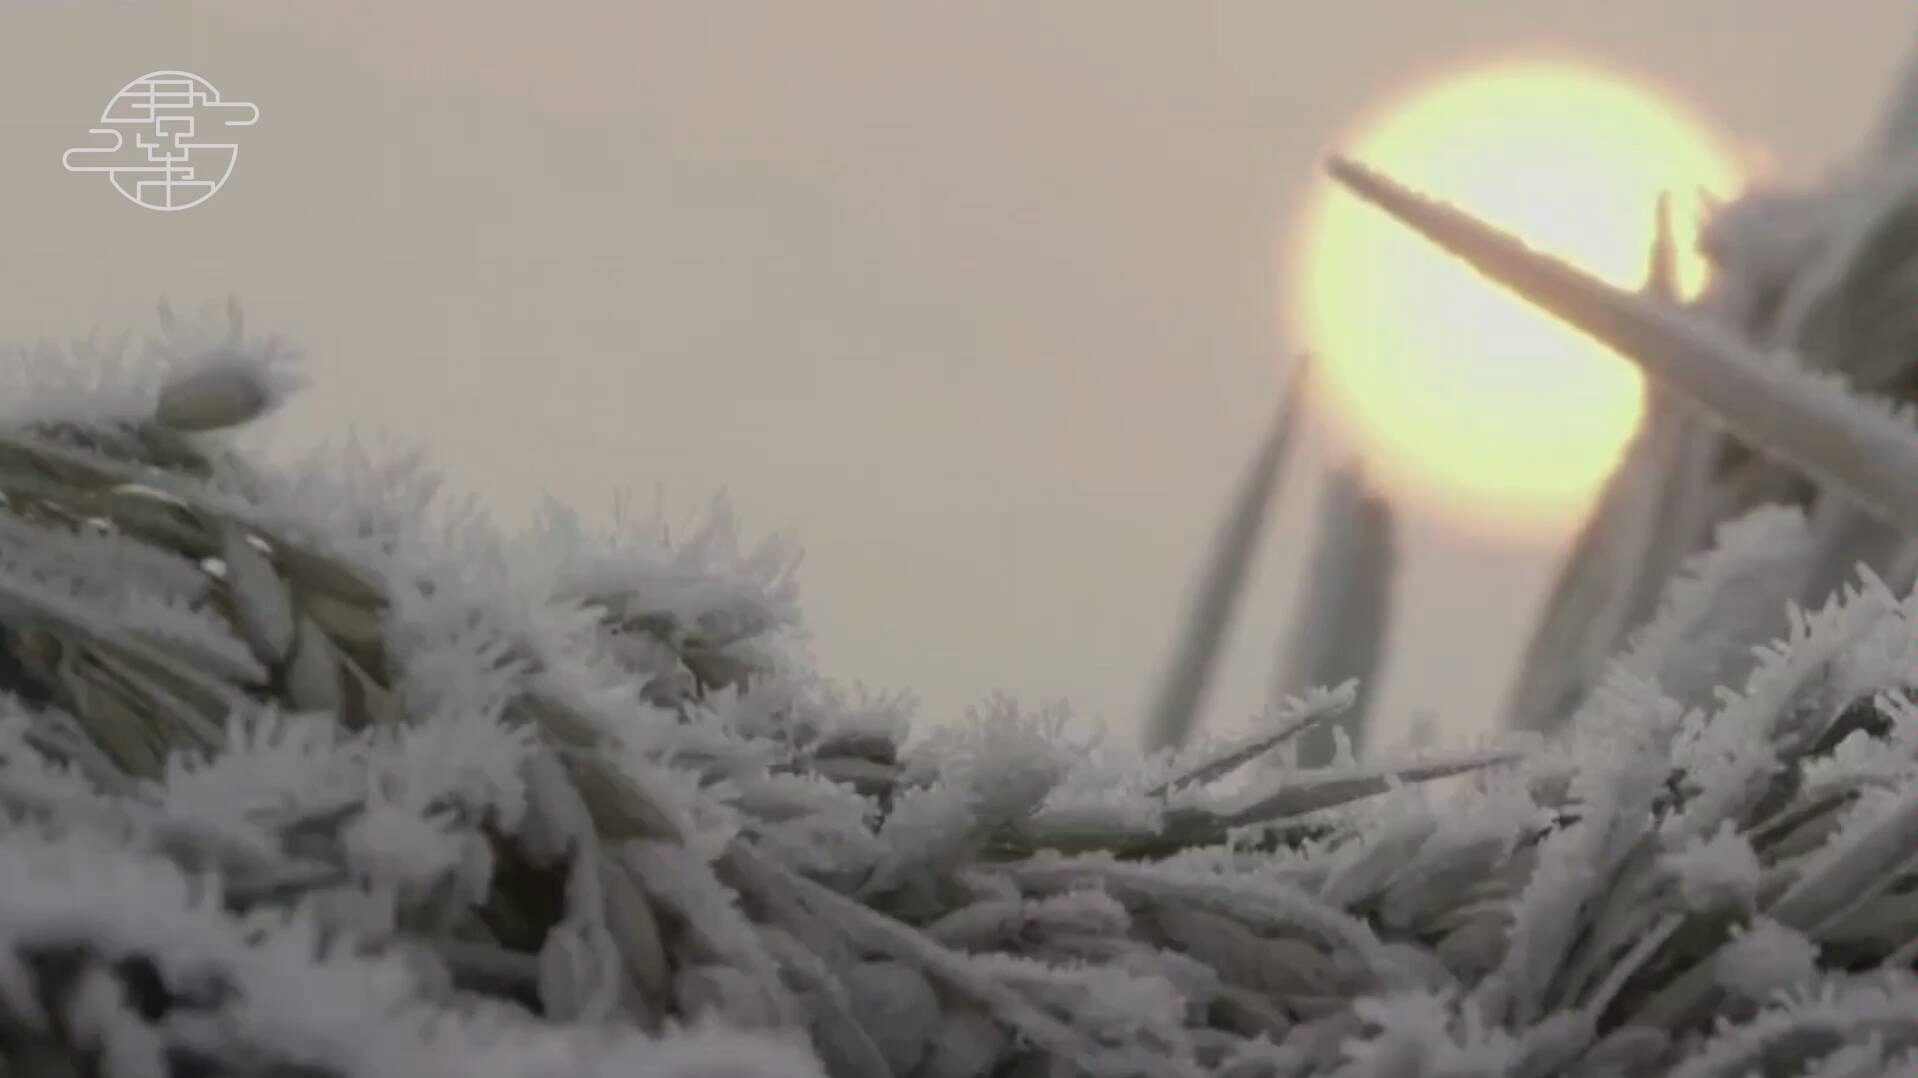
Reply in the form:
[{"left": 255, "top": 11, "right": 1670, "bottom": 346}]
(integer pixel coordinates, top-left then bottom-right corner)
[{"left": 0, "top": 57, "right": 1914, "bottom": 1078}]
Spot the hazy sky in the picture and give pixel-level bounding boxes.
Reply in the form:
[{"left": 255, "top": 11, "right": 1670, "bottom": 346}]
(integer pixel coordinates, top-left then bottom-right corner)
[{"left": 1, "top": 2, "right": 1909, "bottom": 749}]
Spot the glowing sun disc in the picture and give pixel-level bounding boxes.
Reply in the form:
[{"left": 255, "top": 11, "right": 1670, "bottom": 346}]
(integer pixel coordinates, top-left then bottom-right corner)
[{"left": 1289, "top": 59, "right": 1744, "bottom": 537}]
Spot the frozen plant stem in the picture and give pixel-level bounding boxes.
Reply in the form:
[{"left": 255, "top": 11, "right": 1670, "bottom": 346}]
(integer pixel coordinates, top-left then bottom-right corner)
[
  {"left": 1326, "top": 156, "right": 1918, "bottom": 530},
  {"left": 1140, "top": 355, "right": 1309, "bottom": 754}
]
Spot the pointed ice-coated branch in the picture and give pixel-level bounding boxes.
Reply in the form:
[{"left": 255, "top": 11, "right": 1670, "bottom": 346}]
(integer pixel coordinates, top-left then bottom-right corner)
[
  {"left": 1326, "top": 156, "right": 1918, "bottom": 529},
  {"left": 1140, "top": 356, "right": 1309, "bottom": 754},
  {"left": 1269, "top": 461, "right": 1396, "bottom": 766}
]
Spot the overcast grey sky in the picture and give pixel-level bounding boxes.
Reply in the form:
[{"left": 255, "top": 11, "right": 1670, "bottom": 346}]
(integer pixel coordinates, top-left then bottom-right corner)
[{"left": 2, "top": 2, "right": 1908, "bottom": 748}]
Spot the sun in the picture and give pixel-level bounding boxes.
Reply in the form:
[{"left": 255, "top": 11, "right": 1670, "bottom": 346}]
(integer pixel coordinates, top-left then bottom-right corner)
[{"left": 1289, "top": 59, "right": 1744, "bottom": 538}]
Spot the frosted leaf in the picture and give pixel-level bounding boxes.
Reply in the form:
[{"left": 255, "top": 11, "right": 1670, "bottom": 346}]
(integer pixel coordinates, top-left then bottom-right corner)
[
  {"left": 964, "top": 951, "right": 1193, "bottom": 1055},
  {"left": 0, "top": 510, "right": 210, "bottom": 604},
  {"left": 1159, "top": 681, "right": 1358, "bottom": 794},
  {"left": 1317, "top": 811, "right": 1435, "bottom": 910},
  {"left": 218, "top": 522, "right": 295, "bottom": 663},
  {"left": 114, "top": 587, "right": 270, "bottom": 684},
  {"left": 1715, "top": 919, "right": 1820, "bottom": 1000},
  {"left": 0, "top": 298, "right": 301, "bottom": 433},
  {"left": 1200, "top": 745, "right": 1520, "bottom": 836},
  {"left": 1269, "top": 460, "right": 1396, "bottom": 768},
  {"left": 1611, "top": 504, "right": 1815, "bottom": 713},
  {"left": 1014, "top": 855, "right": 1398, "bottom": 989},
  {"left": 0, "top": 708, "right": 108, "bottom": 805},
  {"left": 1378, "top": 775, "right": 1535, "bottom": 929},
  {"left": 1769, "top": 785, "right": 1918, "bottom": 931},
  {"left": 1650, "top": 574, "right": 1911, "bottom": 845},
  {"left": 624, "top": 840, "right": 792, "bottom": 1020},
  {"left": 65, "top": 963, "right": 173, "bottom": 1078},
  {"left": 841, "top": 959, "right": 940, "bottom": 1075},
  {"left": 339, "top": 798, "right": 467, "bottom": 901},
  {"left": 1668, "top": 974, "right": 1918, "bottom": 1078},
  {"left": 1341, "top": 992, "right": 1519, "bottom": 1077},
  {"left": 1480, "top": 693, "right": 1673, "bottom": 1026},
  {"left": 527, "top": 493, "right": 804, "bottom": 649},
  {"left": 154, "top": 361, "right": 281, "bottom": 433},
  {"left": 1799, "top": 689, "right": 1918, "bottom": 794},
  {"left": 1021, "top": 887, "right": 1133, "bottom": 940},
  {"left": 1660, "top": 822, "right": 1762, "bottom": 913},
  {"left": 673, "top": 963, "right": 788, "bottom": 1030},
  {"left": 374, "top": 707, "right": 538, "bottom": 832},
  {"left": 1796, "top": 1040, "right": 1899, "bottom": 1078},
  {"left": 0, "top": 537, "right": 265, "bottom": 686},
  {"left": 1826, "top": 573, "right": 1918, "bottom": 702},
  {"left": 807, "top": 682, "right": 915, "bottom": 753},
  {"left": 733, "top": 771, "right": 883, "bottom": 877},
  {"left": 921, "top": 1010, "right": 1011, "bottom": 1078},
  {"left": 867, "top": 696, "right": 1073, "bottom": 891},
  {"left": 1019, "top": 718, "right": 1193, "bottom": 846},
  {"left": 156, "top": 710, "right": 366, "bottom": 856},
  {"left": 536, "top": 916, "right": 624, "bottom": 1022}
]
